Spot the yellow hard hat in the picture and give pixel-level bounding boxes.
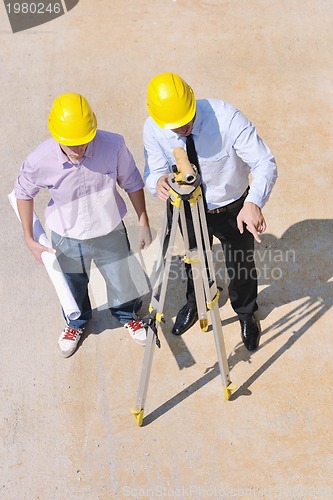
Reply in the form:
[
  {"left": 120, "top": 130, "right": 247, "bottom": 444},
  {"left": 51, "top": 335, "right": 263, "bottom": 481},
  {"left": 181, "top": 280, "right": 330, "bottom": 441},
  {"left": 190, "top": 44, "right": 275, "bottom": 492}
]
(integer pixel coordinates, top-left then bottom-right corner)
[
  {"left": 48, "top": 93, "right": 97, "bottom": 146},
  {"left": 146, "top": 73, "right": 196, "bottom": 129}
]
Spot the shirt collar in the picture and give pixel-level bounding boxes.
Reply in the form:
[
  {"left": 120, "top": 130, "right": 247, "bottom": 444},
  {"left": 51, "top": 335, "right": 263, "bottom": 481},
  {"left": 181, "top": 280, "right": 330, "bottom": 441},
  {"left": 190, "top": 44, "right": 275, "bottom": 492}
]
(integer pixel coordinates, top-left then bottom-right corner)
[
  {"left": 85, "top": 140, "right": 94, "bottom": 158},
  {"left": 191, "top": 102, "right": 202, "bottom": 136},
  {"left": 56, "top": 143, "right": 70, "bottom": 167},
  {"left": 56, "top": 138, "right": 94, "bottom": 168}
]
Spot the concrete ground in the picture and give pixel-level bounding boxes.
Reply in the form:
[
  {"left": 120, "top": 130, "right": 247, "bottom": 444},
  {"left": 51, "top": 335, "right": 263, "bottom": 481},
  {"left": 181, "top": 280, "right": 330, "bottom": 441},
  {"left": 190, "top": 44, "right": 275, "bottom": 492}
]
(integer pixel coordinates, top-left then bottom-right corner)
[{"left": 1, "top": 0, "right": 333, "bottom": 498}]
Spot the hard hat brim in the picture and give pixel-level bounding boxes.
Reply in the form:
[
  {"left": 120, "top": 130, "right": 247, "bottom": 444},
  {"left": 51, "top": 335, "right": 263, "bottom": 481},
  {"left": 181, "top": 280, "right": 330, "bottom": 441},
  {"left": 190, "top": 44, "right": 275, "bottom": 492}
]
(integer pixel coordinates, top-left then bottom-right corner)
[
  {"left": 48, "top": 113, "right": 97, "bottom": 146},
  {"left": 148, "top": 102, "right": 196, "bottom": 130}
]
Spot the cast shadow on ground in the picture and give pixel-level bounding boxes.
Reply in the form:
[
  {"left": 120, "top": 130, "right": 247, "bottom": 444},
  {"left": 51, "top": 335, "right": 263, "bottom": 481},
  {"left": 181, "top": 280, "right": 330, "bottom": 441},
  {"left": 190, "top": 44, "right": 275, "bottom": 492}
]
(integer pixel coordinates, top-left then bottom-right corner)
[
  {"left": 142, "top": 219, "right": 333, "bottom": 424},
  {"left": 78, "top": 252, "right": 199, "bottom": 369}
]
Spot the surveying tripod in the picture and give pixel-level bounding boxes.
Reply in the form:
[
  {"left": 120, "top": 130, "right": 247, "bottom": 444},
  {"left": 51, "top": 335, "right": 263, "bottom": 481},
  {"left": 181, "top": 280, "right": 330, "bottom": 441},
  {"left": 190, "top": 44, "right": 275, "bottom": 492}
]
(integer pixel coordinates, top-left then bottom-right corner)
[{"left": 131, "top": 148, "right": 237, "bottom": 426}]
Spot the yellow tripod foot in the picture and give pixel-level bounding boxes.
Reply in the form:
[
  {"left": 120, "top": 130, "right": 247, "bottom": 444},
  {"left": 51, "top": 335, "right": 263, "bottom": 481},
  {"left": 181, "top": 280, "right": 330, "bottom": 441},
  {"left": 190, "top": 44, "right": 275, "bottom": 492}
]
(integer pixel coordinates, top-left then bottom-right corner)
[
  {"left": 223, "top": 382, "right": 237, "bottom": 401},
  {"left": 199, "top": 318, "right": 208, "bottom": 332},
  {"left": 130, "top": 407, "right": 144, "bottom": 426}
]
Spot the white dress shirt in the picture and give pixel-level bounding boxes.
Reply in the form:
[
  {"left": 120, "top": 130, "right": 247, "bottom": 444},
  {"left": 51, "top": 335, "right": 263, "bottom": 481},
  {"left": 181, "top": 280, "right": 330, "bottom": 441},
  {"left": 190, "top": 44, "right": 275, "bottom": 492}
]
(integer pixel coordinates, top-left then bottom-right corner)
[{"left": 143, "top": 99, "right": 277, "bottom": 210}]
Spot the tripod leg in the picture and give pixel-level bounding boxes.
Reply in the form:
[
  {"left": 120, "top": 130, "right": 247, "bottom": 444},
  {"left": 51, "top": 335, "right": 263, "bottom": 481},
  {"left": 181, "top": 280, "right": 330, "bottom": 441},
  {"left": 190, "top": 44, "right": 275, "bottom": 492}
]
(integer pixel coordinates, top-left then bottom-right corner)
[
  {"left": 130, "top": 326, "right": 156, "bottom": 426},
  {"left": 209, "top": 303, "right": 237, "bottom": 399},
  {"left": 131, "top": 204, "right": 181, "bottom": 425},
  {"left": 179, "top": 204, "right": 208, "bottom": 331},
  {"left": 186, "top": 251, "right": 208, "bottom": 331},
  {"left": 191, "top": 198, "right": 237, "bottom": 400},
  {"left": 198, "top": 196, "right": 215, "bottom": 274},
  {"left": 149, "top": 206, "right": 170, "bottom": 292}
]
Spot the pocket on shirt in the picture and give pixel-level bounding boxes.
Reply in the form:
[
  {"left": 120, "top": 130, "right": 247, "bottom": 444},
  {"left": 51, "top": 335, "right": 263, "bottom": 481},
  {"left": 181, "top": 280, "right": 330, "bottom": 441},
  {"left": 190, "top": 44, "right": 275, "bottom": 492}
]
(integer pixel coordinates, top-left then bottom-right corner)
[
  {"left": 199, "top": 150, "right": 232, "bottom": 181},
  {"left": 200, "top": 150, "right": 229, "bottom": 167},
  {"left": 95, "top": 173, "right": 115, "bottom": 191}
]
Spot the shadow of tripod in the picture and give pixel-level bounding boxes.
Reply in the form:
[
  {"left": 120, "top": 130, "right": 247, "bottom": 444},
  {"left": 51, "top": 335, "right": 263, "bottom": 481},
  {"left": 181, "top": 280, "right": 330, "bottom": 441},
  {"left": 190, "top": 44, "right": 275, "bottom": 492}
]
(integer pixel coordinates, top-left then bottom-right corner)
[
  {"left": 142, "top": 219, "right": 333, "bottom": 418},
  {"left": 221, "top": 219, "right": 332, "bottom": 398}
]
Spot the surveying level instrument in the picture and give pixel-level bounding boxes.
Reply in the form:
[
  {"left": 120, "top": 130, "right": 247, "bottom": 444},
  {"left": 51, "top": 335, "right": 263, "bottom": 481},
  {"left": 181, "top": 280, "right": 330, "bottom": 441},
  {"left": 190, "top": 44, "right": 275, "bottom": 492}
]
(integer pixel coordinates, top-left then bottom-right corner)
[{"left": 131, "top": 148, "right": 237, "bottom": 426}]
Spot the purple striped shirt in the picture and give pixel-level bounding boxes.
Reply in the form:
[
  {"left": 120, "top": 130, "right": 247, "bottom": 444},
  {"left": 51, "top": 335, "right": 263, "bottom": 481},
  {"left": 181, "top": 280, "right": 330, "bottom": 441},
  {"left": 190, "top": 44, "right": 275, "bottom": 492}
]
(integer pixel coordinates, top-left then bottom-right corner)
[{"left": 14, "top": 130, "right": 144, "bottom": 239}]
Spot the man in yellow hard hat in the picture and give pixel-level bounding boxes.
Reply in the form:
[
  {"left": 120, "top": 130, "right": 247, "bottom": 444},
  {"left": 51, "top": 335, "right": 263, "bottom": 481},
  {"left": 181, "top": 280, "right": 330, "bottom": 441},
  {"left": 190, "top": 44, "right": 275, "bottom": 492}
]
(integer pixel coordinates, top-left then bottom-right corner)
[
  {"left": 144, "top": 73, "right": 277, "bottom": 351},
  {"left": 14, "top": 92, "right": 152, "bottom": 357}
]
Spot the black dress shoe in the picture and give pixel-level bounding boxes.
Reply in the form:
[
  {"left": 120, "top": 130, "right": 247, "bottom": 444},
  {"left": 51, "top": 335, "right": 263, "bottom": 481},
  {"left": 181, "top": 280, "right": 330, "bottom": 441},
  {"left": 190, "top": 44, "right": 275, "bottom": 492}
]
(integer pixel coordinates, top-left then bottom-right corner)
[
  {"left": 239, "top": 315, "right": 261, "bottom": 351},
  {"left": 172, "top": 304, "right": 198, "bottom": 335}
]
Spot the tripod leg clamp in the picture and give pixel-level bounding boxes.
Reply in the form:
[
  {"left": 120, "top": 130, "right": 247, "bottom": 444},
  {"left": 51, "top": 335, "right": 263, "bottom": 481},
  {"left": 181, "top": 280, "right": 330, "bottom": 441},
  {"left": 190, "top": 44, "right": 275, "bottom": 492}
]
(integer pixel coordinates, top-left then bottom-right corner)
[
  {"left": 183, "top": 255, "right": 200, "bottom": 264},
  {"left": 156, "top": 312, "right": 164, "bottom": 323},
  {"left": 207, "top": 289, "right": 220, "bottom": 310}
]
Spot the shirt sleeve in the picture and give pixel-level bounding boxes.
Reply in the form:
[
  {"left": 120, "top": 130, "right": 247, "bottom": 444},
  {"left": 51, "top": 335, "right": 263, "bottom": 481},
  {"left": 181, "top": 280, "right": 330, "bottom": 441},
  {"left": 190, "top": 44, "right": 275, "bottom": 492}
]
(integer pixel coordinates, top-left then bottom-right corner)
[
  {"left": 116, "top": 137, "right": 144, "bottom": 193},
  {"left": 229, "top": 110, "right": 278, "bottom": 208},
  {"left": 143, "top": 120, "right": 170, "bottom": 196},
  {"left": 14, "top": 157, "right": 43, "bottom": 200}
]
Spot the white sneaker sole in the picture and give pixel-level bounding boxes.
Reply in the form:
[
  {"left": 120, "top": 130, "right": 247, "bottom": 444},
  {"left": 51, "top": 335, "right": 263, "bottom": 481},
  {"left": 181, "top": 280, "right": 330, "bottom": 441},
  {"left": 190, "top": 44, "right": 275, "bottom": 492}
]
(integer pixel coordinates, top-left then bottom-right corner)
[
  {"left": 132, "top": 336, "right": 146, "bottom": 347},
  {"left": 57, "top": 343, "right": 79, "bottom": 358}
]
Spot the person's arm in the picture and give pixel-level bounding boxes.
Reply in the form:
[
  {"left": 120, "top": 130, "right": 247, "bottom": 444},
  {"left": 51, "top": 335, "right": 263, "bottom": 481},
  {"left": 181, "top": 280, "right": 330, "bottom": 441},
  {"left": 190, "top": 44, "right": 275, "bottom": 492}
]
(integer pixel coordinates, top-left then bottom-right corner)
[
  {"left": 236, "top": 202, "right": 266, "bottom": 243},
  {"left": 143, "top": 119, "right": 171, "bottom": 199},
  {"left": 115, "top": 135, "right": 152, "bottom": 249},
  {"left": 127, "top": 188, "right": 152, "bottom": 250},
  {"left": 229, "top": 109, "right": 278, "bottom": 242},
  {"left": 16, "top": 198, "right": 54, "bottom": 264}
]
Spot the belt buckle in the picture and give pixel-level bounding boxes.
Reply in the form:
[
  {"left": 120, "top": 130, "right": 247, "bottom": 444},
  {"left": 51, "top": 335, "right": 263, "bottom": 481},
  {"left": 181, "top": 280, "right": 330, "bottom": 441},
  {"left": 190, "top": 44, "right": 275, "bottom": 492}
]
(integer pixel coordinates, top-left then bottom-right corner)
[{"left": 208, "top": 206, "right": 226, "bottom": 214}]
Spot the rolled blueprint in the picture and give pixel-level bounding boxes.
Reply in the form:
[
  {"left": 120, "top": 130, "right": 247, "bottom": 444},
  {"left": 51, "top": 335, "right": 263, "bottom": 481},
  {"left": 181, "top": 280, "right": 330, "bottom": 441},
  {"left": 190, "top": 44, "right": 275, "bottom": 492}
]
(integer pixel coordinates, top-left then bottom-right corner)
[{"left": 8, "top": 191, "right": 80, "bottom": 321}]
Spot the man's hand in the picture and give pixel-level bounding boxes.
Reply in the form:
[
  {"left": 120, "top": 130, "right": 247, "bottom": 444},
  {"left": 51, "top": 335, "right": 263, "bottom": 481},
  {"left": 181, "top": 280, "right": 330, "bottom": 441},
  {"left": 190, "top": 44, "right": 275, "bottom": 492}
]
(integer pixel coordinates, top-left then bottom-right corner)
[
  {"left": 126, "top": 189, "right": 152, "bottom": 250},
  {"left": 236, "top": 202, "right": 266, "bottom": 243},
  {"left": 156, "top": 174, "right": 171, "bottom": 202},
  {"left": 17, "top": 198, "right": 55, "bottom": 264},
  {"left": 137, "top": 224, "right": 152, "bottom": 250},
  {"left": 25, "top": 237, "right": 56, "bottom": 264}
]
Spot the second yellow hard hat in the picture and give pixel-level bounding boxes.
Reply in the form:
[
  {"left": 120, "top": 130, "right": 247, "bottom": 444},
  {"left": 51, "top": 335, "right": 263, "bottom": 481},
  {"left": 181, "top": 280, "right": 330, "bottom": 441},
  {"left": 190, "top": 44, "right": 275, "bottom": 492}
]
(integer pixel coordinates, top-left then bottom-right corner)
[{"left": 146, "top": 73, "right": 196, "bottom": 129}]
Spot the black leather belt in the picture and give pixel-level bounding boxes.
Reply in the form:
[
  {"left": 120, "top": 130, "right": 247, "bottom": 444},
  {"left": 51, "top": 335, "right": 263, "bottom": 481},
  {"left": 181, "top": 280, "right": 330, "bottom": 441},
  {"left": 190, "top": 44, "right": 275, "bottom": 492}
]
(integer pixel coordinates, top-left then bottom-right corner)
[{"left": 206, "top": 189, "right": 248, "bottom": 214}]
